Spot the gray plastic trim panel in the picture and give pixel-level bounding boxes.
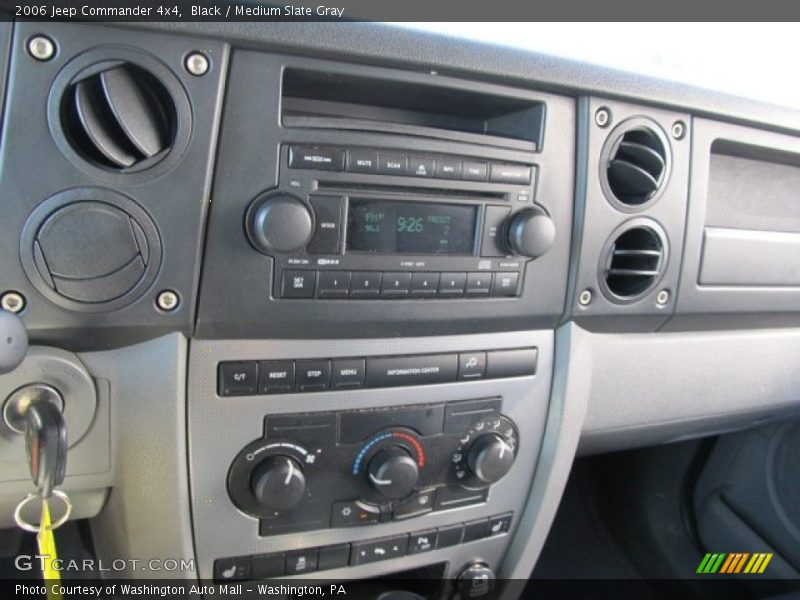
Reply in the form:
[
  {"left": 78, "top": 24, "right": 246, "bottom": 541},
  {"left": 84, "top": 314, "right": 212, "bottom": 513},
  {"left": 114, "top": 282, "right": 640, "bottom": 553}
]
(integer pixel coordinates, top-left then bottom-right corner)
[{"left": 188, "top": 331, "right": 554, "bottom": 580}]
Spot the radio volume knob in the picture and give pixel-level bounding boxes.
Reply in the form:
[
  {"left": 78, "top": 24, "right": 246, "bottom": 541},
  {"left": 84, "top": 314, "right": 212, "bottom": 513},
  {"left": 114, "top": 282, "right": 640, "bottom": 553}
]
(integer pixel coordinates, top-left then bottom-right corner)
[
  {"left": 506, "top": 207, "right": 555, "bottom": 258},
  {"left": 250, "top": 455, "right": 306, "bottom": 510},
  {"left": 246, "top": 194, "right": 313, "bottom": 254},
  {"left": 466, "top": 434, "right": 515, "bottom": 484},
  {"left": 367, "top": 446, "right": 419, "bottom": 500}
]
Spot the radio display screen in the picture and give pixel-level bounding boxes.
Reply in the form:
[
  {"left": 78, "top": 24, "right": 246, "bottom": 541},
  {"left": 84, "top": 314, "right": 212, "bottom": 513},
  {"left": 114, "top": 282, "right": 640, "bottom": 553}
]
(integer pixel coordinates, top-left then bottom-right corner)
[{"left": 347, "top": 199, "right": 477, "bottom": 255}]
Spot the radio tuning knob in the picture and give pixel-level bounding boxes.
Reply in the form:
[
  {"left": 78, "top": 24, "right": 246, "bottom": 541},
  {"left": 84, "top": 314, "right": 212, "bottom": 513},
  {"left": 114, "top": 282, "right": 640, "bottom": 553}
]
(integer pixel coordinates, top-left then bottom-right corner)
[
  {"left": 506, "top": 206, "right": 556, "bottom": 259},
  {"left": 466, "top": 433, "right": 515, "bottom": 484},
  {"left": 250, "top": 455, "right": 306, "bottom": 511},
  {"left": 366, "top": 446, "right": 419, "bottom": 500},
  {"left": 246, "top": 193, "right": 313, "bottom": 254}
]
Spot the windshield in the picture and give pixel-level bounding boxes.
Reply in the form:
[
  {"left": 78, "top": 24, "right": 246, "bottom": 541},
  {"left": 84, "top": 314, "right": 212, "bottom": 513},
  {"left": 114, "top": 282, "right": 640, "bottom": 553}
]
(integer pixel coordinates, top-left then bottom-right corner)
[{"left": 395, "top": 23, "right": 800, "bottom": 110}]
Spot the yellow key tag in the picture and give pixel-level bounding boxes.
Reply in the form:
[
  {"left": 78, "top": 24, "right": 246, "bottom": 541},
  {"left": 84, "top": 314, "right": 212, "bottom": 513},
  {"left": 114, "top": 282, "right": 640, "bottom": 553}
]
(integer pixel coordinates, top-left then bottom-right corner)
[{"left": 37, "top": 499, "right": 62, "bottom": 599}]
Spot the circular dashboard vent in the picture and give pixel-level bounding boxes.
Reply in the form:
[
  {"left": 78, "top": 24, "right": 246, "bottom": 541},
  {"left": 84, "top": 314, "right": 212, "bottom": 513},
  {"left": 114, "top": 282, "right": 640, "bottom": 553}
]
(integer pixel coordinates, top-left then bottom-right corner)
[
  {"left": 602, "top": 121, "right": 669, "bottom": 207},
  {"left": 20, "top": 188, "right": 162, "bottom": 313},
  {"left": 60, "top": 62, "right": 176, "bottom": 172},
  {"left": 601, "top": 223, "right": 666, "bottom": 301}
]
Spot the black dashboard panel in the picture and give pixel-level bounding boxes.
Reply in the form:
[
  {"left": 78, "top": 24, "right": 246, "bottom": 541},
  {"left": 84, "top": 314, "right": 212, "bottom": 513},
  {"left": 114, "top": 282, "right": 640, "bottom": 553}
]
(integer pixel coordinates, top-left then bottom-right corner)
[
  {"left": 0, "top": 22, "right": 227, "bottom": 350},
  {"left": 195, "top": 51, "right": 576, "bottom": 339}
]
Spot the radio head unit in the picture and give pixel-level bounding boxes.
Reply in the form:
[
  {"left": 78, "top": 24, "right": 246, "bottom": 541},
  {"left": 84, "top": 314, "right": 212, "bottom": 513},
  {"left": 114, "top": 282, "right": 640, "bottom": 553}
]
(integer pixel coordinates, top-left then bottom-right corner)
[{"left": 245, "top": 145, "right": 556, "bottom": 301}]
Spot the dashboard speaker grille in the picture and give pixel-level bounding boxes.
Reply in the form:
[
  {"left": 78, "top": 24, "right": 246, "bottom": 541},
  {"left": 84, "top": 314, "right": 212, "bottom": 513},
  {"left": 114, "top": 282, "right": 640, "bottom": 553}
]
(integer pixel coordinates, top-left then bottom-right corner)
[
  {"left": 61, "top": 62, "right": 175, "bottom": 171},
  {"left": 602, "top": 225, "right": 665, "bottom": 300},
  {"left": 605, "top": 125, "right": 668, "bottom": 206}
]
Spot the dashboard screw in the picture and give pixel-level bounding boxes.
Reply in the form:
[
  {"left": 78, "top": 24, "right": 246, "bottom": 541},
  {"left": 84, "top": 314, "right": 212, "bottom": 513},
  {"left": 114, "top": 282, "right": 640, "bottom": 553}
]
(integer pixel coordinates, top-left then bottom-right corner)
[
  {"left": 184, "top": 52, "right": 209, "bottom": 76},
  {"left": 579, "top": 289, "right": 593, "bottom": 306},
  {"left": 656, "top": 289, "right": 670, "bottom": 306},
  {"left": 595, "top": 107, "right": 611, "bottom": 128},
  {"left": 671, "top": 121, "right": 686, "bottom": 140},
  {"left": 157, "top": 290, "right": 180, "bottom": 312},
  {"left": 0, "top": 291, "right": 26, "bottom": 314},
  {"left": 27, "top": 35, "right": 55, "bottom": 62}
]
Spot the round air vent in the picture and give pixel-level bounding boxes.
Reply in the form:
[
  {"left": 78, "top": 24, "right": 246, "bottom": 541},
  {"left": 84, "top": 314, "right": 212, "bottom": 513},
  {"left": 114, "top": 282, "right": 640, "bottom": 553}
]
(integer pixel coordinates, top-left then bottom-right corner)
[
  {"left": 48, "top": 48, "right": 191, "bottom": 181},
  {"left": 601, "top": 119, "right": 670, "bottom": 208},
  {"left": 600, "top": 221, "right": 667, "bottom": 301},
  {"left": 20, "top": 188, "right": 162, "bottom": 313},
  {"left": 61, "top": 62, "right": 175, "bottom": 171}
]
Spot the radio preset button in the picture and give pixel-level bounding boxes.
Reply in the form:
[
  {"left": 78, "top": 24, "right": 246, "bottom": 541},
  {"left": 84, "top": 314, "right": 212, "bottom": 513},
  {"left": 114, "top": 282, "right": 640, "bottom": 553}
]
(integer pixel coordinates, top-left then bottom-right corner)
[
  {"left": 259, "top": 360, "right": 295, "bottom": 394},
  {"left": 218, "top": 361, "right": 258, "bottom": 396},
  {"left": 466, "top": 272, "right": 493, "bottom": 295},
  {"left": 307, "top": 196, "right": 343, "bottom": 255},
  {"left": 436, "top": 159, "right": 462, "bottom": 179},
  {"left": 318, "top": 271, "right": 351, "bottom": 299},
  {"left": 331, "top": 358, "right": 366, "bottom": 389},
  {"left": 296, "top": 359, "right": 331, "bottom": 391},
  {"left": 288, "top": 146, "right": 345, "bottom": 171},
  {"left": 379, "top": 154, "right": 409, "bottom": 175},
  {"left": 462, "top": 161, "right": 488, "bottom": 182},
  {"left": 351, "top": 272, "right": 382, "bottom": 297},
  {"left": 281, "top": 270, "right": 316, "bottom": 298},
  {"left": 411, "top": 272, "right": 440, "bottom": 296},
  {"left": 347, "top": 150, "right": 379, "bottom": 174},
  {"left": 489, "top": 163, "right": 532, "bottom": 185},
  {"left": 439, "top": 272, "right": 467, "bottom": 296},
  {"left": 381, "top": 272, "right": 412, "bottom": 296},
  {"left": 491, "top": 272, "right": 519, "bottom": 297},
  {"left": 409, "top": 157, "right": 435, "bottom": 178}
]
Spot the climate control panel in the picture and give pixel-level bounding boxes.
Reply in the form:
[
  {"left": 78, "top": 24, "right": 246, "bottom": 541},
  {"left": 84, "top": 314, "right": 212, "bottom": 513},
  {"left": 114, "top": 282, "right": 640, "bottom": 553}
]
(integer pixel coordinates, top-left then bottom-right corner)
[{"left": 227, "top": 398, "right": 518, "bottom": 536}]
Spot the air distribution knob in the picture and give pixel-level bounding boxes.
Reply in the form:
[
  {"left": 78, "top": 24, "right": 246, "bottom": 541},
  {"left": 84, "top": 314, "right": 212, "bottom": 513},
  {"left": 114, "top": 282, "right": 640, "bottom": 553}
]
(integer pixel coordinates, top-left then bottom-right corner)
[
  {"left": 250, "top": 455, "right": 306, "bottom": 511},
  {"left": 246, "top": 193, "right": 313, "bottom": 254},
  {"left": 367, "top": 446, "right": 419, "bottom": 500},
  {"left": 466, "top": 433, "right": 515, "bottom": 484},
  {"left": 506, "top": 206, "right": 556, "bottom": 258}
]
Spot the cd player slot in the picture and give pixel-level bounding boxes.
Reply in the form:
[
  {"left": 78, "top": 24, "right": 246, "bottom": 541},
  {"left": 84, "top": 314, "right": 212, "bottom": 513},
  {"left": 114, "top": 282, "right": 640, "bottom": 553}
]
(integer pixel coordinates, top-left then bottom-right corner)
[
  {"left": 317, "top": 181, "right": 506, "bottom": 200},
  {"left": 282, "top": 68, "right": 544, "bottom": 151}
]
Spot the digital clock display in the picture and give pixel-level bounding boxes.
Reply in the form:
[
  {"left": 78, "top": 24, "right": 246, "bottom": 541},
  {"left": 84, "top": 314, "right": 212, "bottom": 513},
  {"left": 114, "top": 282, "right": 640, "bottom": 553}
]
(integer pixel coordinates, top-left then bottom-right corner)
[{"left": 347, "top": 199, "right": 477, "bottom": 255}]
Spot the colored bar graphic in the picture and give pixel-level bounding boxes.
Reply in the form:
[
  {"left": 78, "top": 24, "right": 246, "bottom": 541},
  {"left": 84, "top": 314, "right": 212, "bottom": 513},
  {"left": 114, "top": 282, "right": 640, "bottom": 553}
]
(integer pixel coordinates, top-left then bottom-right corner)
[{"left": 698, "top": 552, "right": 773, "bottom": 575}]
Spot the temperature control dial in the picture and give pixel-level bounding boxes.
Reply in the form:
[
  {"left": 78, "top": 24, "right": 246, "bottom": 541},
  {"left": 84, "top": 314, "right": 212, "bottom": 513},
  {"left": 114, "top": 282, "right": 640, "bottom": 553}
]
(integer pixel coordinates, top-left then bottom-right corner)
[
  {"left": 452, "top": 415, "right": 518, "bottom": 489},
  {"left": 467, "top": 434, "right": 515, "bottom": 484},
  {"left": 251, "top": 455, "right": 306, "bottom": 511},
  {"left": 367, "top": 446, "right": 419, "bottom": 500}
]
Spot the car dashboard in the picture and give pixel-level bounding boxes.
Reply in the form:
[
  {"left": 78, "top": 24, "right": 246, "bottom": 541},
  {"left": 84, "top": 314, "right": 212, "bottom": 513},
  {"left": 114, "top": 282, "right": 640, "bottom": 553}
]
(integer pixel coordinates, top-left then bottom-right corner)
[{"left": 0, "top": 19, "right": 799, "bottom": 591}]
